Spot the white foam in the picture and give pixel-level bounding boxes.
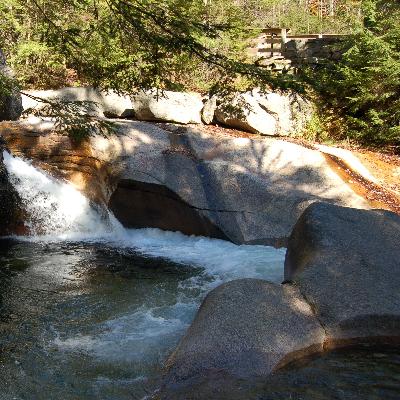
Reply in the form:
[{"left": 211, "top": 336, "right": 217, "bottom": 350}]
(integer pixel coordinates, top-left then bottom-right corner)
[
  {"left": 54, "top": 304, "right": 192, "bottom": 363},
  {"left": 113, "top": 228, "right": 285, "bottom": 284},
  {"left": 3, "top": 150, "right": 285, "bottom": 282},
  {"left": 4, "top": 150, "right": 286, "bottom": 369},
  {"left": 2, "top": 151, "right": 121, "bottom": 236}
]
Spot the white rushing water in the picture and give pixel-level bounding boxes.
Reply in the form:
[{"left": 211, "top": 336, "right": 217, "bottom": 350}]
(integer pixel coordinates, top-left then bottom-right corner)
[
  {"left": 2, "top": 150, "right": 120, "bottom": 236},
  {"left": 3, "top": 150, "right": 285, "bottom": 282},
  {"left": 3, "top": 150, "right": 286, "bottom": 395}
]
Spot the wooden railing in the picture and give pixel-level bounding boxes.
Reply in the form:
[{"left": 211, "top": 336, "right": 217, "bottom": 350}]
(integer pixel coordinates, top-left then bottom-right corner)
[{"left": 249, "top": 28, "right": 346, "bottom": 59}]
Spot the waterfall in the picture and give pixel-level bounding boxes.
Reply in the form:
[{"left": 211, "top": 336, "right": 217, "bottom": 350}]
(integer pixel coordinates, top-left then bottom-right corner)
[
  {"left": 1, "top": 150, "right": 286, "bottom": 400},
  {"left": 2, "top": 150, "right": 285, "bottom": 282},
  {"left": 2, "top": 151, "right": 122, "bottom": 238}
]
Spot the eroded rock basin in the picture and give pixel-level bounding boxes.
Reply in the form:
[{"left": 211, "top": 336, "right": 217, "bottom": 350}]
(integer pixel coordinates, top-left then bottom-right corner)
[{"left": 0, "top": 233, "right": 285, "bottom": 400}]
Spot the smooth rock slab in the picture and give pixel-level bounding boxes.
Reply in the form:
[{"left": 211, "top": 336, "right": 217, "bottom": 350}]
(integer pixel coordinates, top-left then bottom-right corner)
[
  {"left": 131, "top": 90, "right": 203, "bottom": 124},
  {"left": 285, "top": 202, "right": 400, "bottom": 344},
  {"left": 161, "top": 279, "right": 326, "bottom": 398},
  {"left": 21, "top": 87, "right": 134, "bottom": 118},
  {"left": 1, "top": 119, "right": 371, "bottom": 245}
]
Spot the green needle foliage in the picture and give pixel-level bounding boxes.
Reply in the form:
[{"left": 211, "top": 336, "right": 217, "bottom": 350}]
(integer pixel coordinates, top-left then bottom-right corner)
[
  {"left": 22, "top": 93, "right": 118, "bottom": 141},
  {"left": 304, "top": 0, "right": 400, "bottom": 150},
  {"left": 1, "top": 0, "right": 399, "bottom": 150}
]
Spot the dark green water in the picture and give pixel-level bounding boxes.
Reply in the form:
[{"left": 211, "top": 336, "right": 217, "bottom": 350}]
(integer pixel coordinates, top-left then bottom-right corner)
[
  {"left": 0, "top": 238, "right": 399, "bottom": 400},
  {"left": 0, "top": 238, "right": 196, "bottom": 399}
]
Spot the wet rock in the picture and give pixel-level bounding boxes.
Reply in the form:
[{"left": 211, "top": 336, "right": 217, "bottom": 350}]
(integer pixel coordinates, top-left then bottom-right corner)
[
  {"left": 160, "top": 279, "right": 326, "bottom": 399},
  {"left": 131, "top": 90, "right": 203, "bottom": 124},
  {"left": 109, "top": 179, "right": 228, "bottom": 239},
  {"left": 285, "top": 202, "right": 400, "bottom": 345},
  {"left": 1, "top": 119, "right": 370, "bottom": 244},
  {"left": 0, "top": 139, "right": 25, "bottom": 235},
  {"left": 0, "top": 50, "right": 23, "bottom": 121}
]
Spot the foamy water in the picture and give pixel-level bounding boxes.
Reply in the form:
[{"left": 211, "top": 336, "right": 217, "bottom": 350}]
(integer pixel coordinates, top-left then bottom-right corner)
[
  {"left": 2, "top": 151, "right": 286, "bottom": 397},
  {"left": 3, "top": 150, "right": 285, "bottom": 283},
  {"left": 2, "top": 150, "right": 120, "bottom": 236}
]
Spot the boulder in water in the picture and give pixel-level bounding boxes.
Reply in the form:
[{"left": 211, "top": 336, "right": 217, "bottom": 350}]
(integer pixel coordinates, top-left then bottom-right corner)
[
  {"left": 160, "top": 202, "right": 400, "bottom": 398},
  {"left": 161, "top": 279, "right": 326, "bottom": 398},
  {"left": 285, "top": 202, "right": 400, "bottom": 344}
]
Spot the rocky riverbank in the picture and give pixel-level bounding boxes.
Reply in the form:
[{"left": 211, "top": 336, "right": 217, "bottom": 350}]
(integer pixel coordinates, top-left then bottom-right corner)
[
  {"left": 0, "top": 117, "right": 370, "bottom": 245},
  {"left": 159, "top": 202, "right": 400, "bottom": 399}
]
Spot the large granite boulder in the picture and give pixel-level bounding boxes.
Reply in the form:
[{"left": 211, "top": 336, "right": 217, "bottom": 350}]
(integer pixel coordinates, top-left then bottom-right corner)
[
  {"left": 21, "top": 87, "right": 134, "bottom": 118},
  {"left": 214, "top": 89, "right": 312, "bottom": 136},
  {"left": 160, "top": 202, "right": 400, "bottom": 399},
  {"left": 131, "top": 90, "right": 203, "bottom": 124},
  {"left": 285, "top": 202, "right": 400, "bottom": 344},
  {"left": 161, "top": 279, "right": 326, "bottom": 399},
  {"left": 0, "top": 119, "right": 370, "bottom": 245},
  {"left": 0, "top": 50, "right": 23, "bottom": 121}
]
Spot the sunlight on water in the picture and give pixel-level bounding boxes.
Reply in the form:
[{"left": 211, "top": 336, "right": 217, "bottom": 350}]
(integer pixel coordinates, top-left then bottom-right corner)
[
  {"left": 3, "top": 150, "right": 285, "bottom": 282},
  {"left": 2, "top": 151, "right": 286, "bottom": 399}
]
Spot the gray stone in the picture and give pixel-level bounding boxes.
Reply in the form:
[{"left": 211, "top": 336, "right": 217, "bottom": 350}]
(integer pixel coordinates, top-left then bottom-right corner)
[
  {"left": 0, "top": 50, "right": 23, "bottom": 121},
  {"left": 21, "top": 87, "right": 135, "bottom": 118},
  {"left": 214, "top": 89, "right": 312, "bottom": 136},
  {"left": 201, "top": 95, "right": 217, "bottom": 124},
  {"left": 131, "top": 90, "right": 203, "bottom": 124},
  {"left": 285, "top": 202, "right": 400, "bottom": 344},
  {"left": 215, "top": 91, "right": 277, "bottom": 135},
  {"left": 2, "top": 119, "right": 370, "bottom": 245},
  {"left": 161, "top": 279, "right": 325, "bottom": 398}
]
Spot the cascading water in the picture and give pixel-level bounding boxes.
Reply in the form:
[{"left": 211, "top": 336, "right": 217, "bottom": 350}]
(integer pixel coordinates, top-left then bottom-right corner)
[
  {"left": 2, "top": 152, "right": 400, "bottom": 400},
  {"left": 2, "top": 150, "right": 285, "bottom": 282},
  {"left": 0, "top": 151, "right": 286, "bottom": 399},
  {"left": 2, "top": 150, "right": 121, "bottom": 237}
]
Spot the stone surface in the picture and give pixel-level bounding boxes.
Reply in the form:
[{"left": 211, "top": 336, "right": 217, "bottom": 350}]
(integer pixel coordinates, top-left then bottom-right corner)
[
  {"left": 214, "top": 89, "right": 312, "bottom": 136},
  {"left": 160, "top": 202, "right": 400, "bottom": 398},
  {"left": 282, "top": 37, "right": 345, "bottom": 66},
  {"left": 21, "top": 87, "right": 134, "bottom": 118},
  {"left": 201, "top": 95, "right": 217, "bottom": 124},
  {"left": 131, "top": 90, "right": 203, "bottom": 124},
  {"left": 0, "top": 138, "right": 25, "bottom": 235},
  {"left": 160, "top": 279, "right": 326, "bottom": 399},
  {"left": 0, "top": 50, "right": 23, "bottom": 121},
  {"left": 0, "top": 118, "right": 370, "bottom": 244},
  {"left": 109, "top": 179, "right": 228, "bottom": 239},
  {"left": 285, "top": 202, "right": 400, "bottom": 344}
]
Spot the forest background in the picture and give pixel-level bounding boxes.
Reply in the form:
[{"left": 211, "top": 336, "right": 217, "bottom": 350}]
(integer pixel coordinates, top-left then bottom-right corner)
[{"left": 0, "top": 0, "right": 399, "bottom": 150}]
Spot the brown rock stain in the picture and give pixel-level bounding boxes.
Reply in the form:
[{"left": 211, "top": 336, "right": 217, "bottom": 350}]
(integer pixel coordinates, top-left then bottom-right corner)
[
  {"left": 323, "top": 153, "right": 400, "bottom": 214},
  {"left": 0, "top": 122, "right": 114, "bottom": 206}
]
